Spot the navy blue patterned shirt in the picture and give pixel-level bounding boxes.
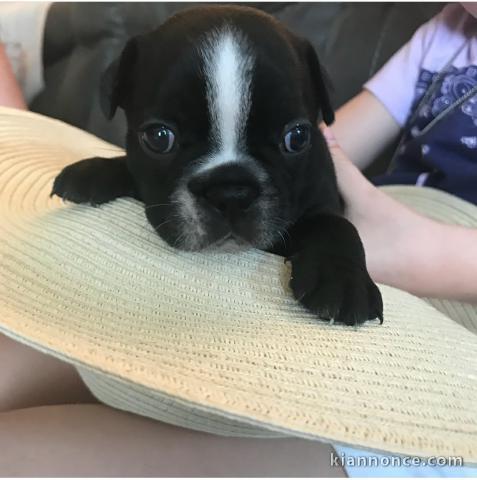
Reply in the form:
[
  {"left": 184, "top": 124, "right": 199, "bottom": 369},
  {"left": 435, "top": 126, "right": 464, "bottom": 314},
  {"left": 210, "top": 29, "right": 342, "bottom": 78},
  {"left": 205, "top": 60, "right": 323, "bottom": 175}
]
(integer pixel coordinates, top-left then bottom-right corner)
[{"left": 365, "top": 4, "right": 477, "bottom": 204}]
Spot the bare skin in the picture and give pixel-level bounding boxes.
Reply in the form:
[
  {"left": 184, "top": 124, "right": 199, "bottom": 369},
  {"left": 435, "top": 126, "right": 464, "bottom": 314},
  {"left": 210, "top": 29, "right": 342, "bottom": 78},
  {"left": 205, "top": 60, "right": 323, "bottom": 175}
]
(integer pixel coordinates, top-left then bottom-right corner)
[
  {"left": 0, "top": 334, "right": 97, "bottom": 411},
  {"left": 0, "top": 44, "right": 27, "bottom": 110},
  {"left": 0, "top": 334, "right": 346, "bottom": 477},
  {"left": 0, "top": 403, "right": 345, "bottom": 477},
  {"left": 330, "top": 89, "right": 400, "bottom": 170},
  {"left": 323, "top": 91, "right": 477, "bottom": 302}
]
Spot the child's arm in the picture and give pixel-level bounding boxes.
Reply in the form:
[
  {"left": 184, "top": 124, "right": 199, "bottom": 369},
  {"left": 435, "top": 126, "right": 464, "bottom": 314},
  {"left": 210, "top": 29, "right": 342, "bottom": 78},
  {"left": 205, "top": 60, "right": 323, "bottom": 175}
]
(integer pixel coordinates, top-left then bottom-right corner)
[
  {"left": 390, "top": 219, "right": 477, "bottom": 302},
  {"left": 329, "top": 7, "right": 447, "bottom": 171},
  {"left": 0, "top": 44, "right": 26, "bottom": 109},
  {"left": 330, "top": 89, "right": 400, "bottom": 170},
  {"left": 323, "top": 127, "right": 477, "bottom": 303}
]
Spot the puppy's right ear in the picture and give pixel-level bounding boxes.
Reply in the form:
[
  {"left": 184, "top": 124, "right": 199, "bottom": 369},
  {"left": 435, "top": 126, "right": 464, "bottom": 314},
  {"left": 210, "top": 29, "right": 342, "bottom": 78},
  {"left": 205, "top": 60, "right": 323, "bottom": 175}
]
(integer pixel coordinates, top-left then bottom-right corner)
[{"left": 100, "top": 38, "right": 138, "bottom": 120}]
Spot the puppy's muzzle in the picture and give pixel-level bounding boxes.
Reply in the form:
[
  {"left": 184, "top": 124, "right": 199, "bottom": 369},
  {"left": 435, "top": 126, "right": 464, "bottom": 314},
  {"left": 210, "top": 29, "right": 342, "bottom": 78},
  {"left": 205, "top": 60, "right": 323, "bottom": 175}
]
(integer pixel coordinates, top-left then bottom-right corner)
[{"left": 188, "top": 165, "right": 261, "bottom": 220}]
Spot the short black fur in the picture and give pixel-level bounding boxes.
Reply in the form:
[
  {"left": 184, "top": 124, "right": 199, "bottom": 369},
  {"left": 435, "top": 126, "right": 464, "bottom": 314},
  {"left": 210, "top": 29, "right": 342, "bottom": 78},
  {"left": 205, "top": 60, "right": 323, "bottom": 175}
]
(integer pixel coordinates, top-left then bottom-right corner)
[{"left": 51, "top": 5, "right": 383, "bottom": 326}]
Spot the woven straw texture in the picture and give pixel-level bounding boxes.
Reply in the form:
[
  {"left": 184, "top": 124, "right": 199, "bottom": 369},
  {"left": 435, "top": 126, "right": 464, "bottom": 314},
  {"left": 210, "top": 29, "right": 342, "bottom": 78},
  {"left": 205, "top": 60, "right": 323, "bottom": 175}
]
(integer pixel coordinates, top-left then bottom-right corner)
[{"left": 0, "top": 107, "right": 476, "bottom": 462}]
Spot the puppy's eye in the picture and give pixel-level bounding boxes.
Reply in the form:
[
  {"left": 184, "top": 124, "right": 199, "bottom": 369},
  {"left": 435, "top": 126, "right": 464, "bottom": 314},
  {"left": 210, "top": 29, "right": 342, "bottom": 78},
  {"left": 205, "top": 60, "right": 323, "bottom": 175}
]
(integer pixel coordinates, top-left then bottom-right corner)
[
  {"left": 283, "top": 124, "right": 311, "bottom": 153},
  {"left": 140, "top": 125, "right": 176, "bottom": 154}
]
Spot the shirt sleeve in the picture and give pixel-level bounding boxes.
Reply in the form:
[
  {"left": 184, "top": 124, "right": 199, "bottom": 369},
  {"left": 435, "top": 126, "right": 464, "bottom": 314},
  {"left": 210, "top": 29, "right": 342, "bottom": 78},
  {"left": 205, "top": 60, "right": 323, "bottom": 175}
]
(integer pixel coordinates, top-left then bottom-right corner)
[{"left": 364, "top": 12, "right": 442, "bottom": 127}]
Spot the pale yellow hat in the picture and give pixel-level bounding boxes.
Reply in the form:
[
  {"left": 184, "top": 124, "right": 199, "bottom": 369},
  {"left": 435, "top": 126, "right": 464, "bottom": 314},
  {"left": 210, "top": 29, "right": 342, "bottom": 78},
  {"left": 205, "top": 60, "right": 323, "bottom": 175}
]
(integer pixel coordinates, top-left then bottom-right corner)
[{"left": 1, "top": 107, "right": 476, "bottom": 463}]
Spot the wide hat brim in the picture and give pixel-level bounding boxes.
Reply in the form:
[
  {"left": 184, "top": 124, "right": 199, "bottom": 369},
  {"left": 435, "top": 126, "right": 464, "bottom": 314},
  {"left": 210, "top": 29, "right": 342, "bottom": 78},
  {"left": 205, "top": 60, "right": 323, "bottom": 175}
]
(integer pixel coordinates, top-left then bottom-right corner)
[{"left": 1, "top": 107, "right": 476, "bottom": 463}]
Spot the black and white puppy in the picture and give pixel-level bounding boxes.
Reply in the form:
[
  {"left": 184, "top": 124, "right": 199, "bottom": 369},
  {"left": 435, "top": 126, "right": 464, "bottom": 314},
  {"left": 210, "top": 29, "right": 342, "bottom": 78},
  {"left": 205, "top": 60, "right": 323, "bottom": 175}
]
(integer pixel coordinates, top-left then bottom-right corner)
[{"left": 52, "top": 5, "right": 383, "bottom": 325}]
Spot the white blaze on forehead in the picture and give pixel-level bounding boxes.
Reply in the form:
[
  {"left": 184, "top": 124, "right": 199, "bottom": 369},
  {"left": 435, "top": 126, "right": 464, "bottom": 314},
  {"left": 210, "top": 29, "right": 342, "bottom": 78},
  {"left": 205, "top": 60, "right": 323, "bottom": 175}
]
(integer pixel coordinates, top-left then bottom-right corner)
[{"left": 200, "top": 26, "right": 255, "bottom": 169}]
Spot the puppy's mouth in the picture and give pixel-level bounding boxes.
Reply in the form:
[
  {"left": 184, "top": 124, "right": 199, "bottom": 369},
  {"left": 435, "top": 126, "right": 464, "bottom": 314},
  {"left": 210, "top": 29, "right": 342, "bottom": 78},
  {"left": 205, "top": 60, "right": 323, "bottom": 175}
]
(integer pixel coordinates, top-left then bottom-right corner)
[
  {"left": 208, "top": 231, "right": 250, "bottom": 249},
  {"left": 188, "top": 211, "right": 264, "bottom": 251},
  {"left": 146, "top": 197, "right": 281, "bottom": 252},
  {"left": 144, "top": 164, "right": 285, "bottom": 252}
]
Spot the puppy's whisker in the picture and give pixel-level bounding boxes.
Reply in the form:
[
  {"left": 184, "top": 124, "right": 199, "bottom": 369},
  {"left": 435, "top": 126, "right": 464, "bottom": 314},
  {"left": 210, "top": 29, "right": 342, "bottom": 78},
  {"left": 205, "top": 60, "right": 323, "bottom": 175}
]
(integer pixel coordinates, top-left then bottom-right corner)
[
  {"left": 142, "top": 217, "right": 173, "bottom": 234},
  {"left": 94, "top": 148, "right": 125, "bottom": 154},
  {"left": 145, "top": 203, "right": 173, "bottom": 211},
  {"left": 281, "top": 227, "right": 291, "bottom": 243},
  {"left": 152, "top": 219, "right": 172, "bottom": 231},
  {"left": 173, "top": 231, "right": 186, "bottom": 249},
  {"left": 276, "top": 229, "right": 287, "bottom": 248}
]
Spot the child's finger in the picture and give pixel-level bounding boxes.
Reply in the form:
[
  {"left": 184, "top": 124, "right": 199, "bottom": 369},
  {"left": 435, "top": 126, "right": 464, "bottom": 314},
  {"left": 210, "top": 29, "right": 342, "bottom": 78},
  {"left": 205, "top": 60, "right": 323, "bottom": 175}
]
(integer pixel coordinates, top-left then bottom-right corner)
[
  {"left": 320, "top": 126, "right": 349, "bottom": 166},
  {"left": 320, "top": 126, "right": 339, "bottom": 148}
]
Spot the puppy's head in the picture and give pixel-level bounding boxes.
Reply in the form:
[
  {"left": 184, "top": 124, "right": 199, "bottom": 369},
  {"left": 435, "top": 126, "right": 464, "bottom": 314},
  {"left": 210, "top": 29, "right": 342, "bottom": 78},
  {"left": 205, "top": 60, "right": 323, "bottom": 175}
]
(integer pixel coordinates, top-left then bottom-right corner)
[{"left": 101, "top": 6, "right": 337, "bottom": 251}]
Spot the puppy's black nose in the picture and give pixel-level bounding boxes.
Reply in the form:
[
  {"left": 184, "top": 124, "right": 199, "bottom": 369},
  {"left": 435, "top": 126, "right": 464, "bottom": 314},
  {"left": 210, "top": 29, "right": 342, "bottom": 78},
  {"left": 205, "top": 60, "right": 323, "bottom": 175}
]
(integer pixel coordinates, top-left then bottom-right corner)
[
  {"left": 188, "top": 165, "right": 261, "bottom": 215},
  {"left": 203, "top": 183, "right": 259, "bottom": 213}
]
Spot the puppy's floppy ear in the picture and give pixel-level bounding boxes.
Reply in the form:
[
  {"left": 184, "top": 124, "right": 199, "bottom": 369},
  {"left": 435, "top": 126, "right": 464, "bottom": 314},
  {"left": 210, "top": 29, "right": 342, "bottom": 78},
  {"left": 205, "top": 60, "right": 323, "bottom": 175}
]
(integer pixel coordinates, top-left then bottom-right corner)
[
  {"left": 100, "top": 37, "right": 138, "bottom": 120},
  {"left": 301, "top": 40, "right": 335, "bottom": 126}
]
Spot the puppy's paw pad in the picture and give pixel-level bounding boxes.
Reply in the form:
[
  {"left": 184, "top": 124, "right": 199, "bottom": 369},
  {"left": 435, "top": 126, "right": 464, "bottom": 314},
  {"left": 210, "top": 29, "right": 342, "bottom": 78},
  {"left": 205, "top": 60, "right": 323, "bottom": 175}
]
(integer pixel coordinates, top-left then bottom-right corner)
[
  {"left": 290, "top": 254, "right": 383, "bottom": 326},
  {"left": 51, "top": 157, "right": 133, "bottom": 206}
]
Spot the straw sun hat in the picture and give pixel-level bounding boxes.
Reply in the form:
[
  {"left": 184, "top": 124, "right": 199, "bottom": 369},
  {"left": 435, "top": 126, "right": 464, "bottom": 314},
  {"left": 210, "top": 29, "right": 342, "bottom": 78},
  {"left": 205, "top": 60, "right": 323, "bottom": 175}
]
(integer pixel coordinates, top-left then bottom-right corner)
[{"left": 1, "top": 107, "right": 476, "bottom": 463}]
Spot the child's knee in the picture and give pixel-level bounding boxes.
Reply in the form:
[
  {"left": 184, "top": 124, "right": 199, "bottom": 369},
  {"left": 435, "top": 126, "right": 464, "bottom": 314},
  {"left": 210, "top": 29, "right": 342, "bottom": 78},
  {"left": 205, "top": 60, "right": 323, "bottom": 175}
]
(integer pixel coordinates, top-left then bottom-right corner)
[
  {"left": 0, "top": 334, "right": 95, "bottom": 410},
  {"left": 0, "top": 334, "right": 36, "bottom": 411}
]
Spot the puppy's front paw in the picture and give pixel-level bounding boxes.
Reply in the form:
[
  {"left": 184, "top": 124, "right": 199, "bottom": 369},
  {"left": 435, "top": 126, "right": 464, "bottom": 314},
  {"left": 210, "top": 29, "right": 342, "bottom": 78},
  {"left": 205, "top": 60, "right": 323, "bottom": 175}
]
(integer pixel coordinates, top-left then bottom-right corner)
[
  {"left": 290, "top": 250, "right": 383, "bottom": 326},
  {"left": 51, "top": 156, "right": 135, "bottom": 206}
]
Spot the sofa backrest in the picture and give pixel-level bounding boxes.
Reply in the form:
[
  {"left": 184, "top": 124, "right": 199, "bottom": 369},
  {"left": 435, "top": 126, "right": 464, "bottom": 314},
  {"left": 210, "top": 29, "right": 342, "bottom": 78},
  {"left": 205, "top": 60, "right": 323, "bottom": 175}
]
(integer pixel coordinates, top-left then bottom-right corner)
[{"left": 31, "top": 2, "right": 442, "bottom": 174}]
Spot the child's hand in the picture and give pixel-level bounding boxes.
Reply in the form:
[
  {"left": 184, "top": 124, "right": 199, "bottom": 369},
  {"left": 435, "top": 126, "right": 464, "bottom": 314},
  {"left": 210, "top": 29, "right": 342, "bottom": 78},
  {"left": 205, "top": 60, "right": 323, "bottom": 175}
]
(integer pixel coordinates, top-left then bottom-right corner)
[
  {"left": 321, "top": 125, "right": 477, "bottom": 302},
  {"left": 320, "top": 126, "right": 423, "bottom": 287},
  {"left": 321, "top": 126, "right": 377, "bottom": 220}
]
